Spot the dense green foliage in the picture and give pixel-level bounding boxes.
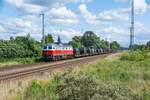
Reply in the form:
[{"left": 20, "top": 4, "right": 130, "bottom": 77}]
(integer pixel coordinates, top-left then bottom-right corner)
[
  {"left": 132, "top": 41, "right": 150, "bottom": 51},
  {"left": 69, "top": 31, "right": 120, "bottom": 50},
  {"left": 20, "top": 51, "right": 150, "bottom": 100},
  {"left": 25, "top": 80, "right": 44, "bottom": 100},
  {"left": 0, "top": 35, "right": 41, "bottom": 60},
  {"left": 44, "top": 34, "right": 54, "bottom": 44},
  {"left": 22, "top": 74, "right": 139, "bottom": 100},
  {"left": 81, "top": 31, "right": 101, "bottom": 48},
  {"left": 56, "top": 74, "right": 138, "bottom": 100},
  {"left": 24, "top": 75, "right": 60, "bottom": 100},
  {"left": 0, "top": 34, "right": 56, "bottom": 64},
  {"left": 69, "top": 36, "right": 83, "bottom": 48},
  {"left": 110, "top": 41, "right": 120, "bottom": 50},
  {"left": 120, "top": 50, "right": 149, "bottom": 61}
]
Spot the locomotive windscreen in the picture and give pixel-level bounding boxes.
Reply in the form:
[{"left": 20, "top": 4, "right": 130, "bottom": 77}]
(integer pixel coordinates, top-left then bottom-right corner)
[{"left": 43, "top": 46, "right": 47, "bottom": 49}]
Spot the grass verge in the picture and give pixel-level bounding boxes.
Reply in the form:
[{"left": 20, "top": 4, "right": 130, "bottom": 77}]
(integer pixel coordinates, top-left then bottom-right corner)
[
  {"left": 11, "top": 52, "right": 150, "bottom": 99},
  {"left": 0, "top": 57, "right": 41, "bottom": 68}
]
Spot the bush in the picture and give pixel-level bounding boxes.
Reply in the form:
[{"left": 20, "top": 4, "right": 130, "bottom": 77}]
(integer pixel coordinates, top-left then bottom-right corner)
[
  {"left": 120, "top": 50, "right": 149, "bottom": 61},
  {"left": 0, "top": 37, "right": 41, "bottom": 60},
  {"left": 24, "top": 80, "right": 45, "bottom": 100},
  {"left": 22, "top": 74, "right": 139, "bottom": 100},
  {"left": 56, "top": 74, "right": 98, "bottom": 100},
  {"left": 56, "top": 74, "right": 139, "bottom": 100},
  {"left": 16, "top": 58, "right": 35, "bottom": 64},
  {"left": 23, "top": 75, "right": 60, "bottom": 100}
]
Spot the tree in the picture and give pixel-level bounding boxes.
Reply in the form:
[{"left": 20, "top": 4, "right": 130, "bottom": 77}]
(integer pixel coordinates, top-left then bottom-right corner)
[
  {"left": 110, "top": 41, "right": 120, "bottom": 50},
  {"left": 44, "top": 34, "right": 54, "bottom": 44},
  {"left": 13, "top": 35, "right": 41, "bottom": 57},
  {"left": 132, "top": 44, "right": 147, "bottom": 51},
  {"left": 69, "top": 31, "right": 120, "bottom": 50},
  {"left": 146, "top": 41, "right": 150, "bottom": 50},
  {"left": 99, "top": 40, "right": 109, "bottom": 49},
  {"left": 132, "top": 44, "right": 139, "bottom": 50},
  {"left": 0, "top": 34, "right": 49, "bottom": 60},
  {"left": 81, "top": 31, "right": 100, "bottom": 48},
  {"left": 10, "top": 36, "right": 14, "bottom": 41},
  {"left": 69, "top": 31, "right": 111, "bottom": 49},
  {"left": 69, "top": 36, "right": 83, "bottom": 48}
]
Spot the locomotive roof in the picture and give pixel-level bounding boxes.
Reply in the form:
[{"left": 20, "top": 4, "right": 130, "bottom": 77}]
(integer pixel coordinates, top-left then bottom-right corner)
[{"left": 45, "top": 43, "right": 72, "bottom": 47}]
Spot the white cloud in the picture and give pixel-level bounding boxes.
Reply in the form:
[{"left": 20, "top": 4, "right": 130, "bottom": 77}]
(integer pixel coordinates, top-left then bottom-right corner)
[
  {"left": 21, "top": 4, "right": 46, "bottom": 13},
  {"left": 49, "top": 19, "right": 78, "bottom": 25},
  {"left": 114, "top": 0, "right": 128, "bottom": 3},
  {"left": 99, "top": 23, "right": 150, "bottom": 46},
  {"left": 48, "top": 6, "right": 78, "bottom": 25},
  {"left": 133, "top": 22, "right": 150, "bottom": 44},
  {"left": 98, "top": 8, "right": 129, "bottom": 21},
  {"left": 66, "top": 0, "right": 92, "bottom": 3},
  {"left": 134, "top": 0, "right": 149, "bottom": 14},
  {"left": 5, "top": 0, "right": 92, "bottom": 14},
  {"left": 53, "top": 29, "right": 80, "bottom": 37},
  {"left": 4, "top": 15, "right": 41, "bottom": 35},
  {"left": 5, "top": 0, "right": 24, "bottom": 7},
  {"left": 0, "top": 15, "right": 44, "bottom": 41},
  {"left": 8, "top": 18, "right": 32, "bottom": 28},
  {"left": 0, "top": 33, "right": 12, "bottom": 40},
  {"left": 0, "top": 14, "right": 80, "bottom": 41},
  {"left": 78, "top": 4, "right": 129, "bottom": 24},
  {"left": 0, "top": 3, "right": 79, "bottom": 40},
  {"left": 114, "top": 0, "right": 149, "bottom": 14},
  {"left": 5, "top": 0, "right": 46, "bottom": 14},
  {"left": 52, "top": 29, "right": 81, "bottom": 42},
  {"left": 0, "top": 25, "right": 6, "bottom": 33},
  {"left": 99, "top": 26, "right": 130, "bottom": 46},
  {"left": 78, "top": 4, "right": 96, "bottom": 20},
  {"left": 135, "top": 22, "right": 150, "bottom": 34},
  {"left": 49, "top": 6, "right": 77, "bottom": 18},
  {"left": 2, "top": 0, "right": 149, "bottom": 46},
  {"left": 102, "top": 26, "right": 128, "bottom": 36},
  {"left": 125, "top": 21, "right": 150, "bottom": 44},
  {"left": 26, "top": 0, "right": 92, "bottom": 6},
  {"left": 0, "top": 15, "right": 42, "bottom": 40},
  {"left": 78, "top": 4, "right": 97, "bottom": 24}
]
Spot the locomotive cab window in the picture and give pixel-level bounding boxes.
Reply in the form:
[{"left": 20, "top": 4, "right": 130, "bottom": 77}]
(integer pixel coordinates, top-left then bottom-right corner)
[
  {"left": 43, "top": 46, "right": 47, "bottom": 49},
  {"left": 48, "top": 46, "right": 52, "bottom": 50}
]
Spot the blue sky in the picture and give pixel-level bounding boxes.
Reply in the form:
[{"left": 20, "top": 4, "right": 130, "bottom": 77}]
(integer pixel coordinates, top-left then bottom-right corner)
[{"left": 0, "top": 0, "right": 150, "bottom": 47}]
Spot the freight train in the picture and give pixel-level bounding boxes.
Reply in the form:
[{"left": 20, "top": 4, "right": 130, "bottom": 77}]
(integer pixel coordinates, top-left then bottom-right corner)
[{"left": 42, "top": 42, "right": 113, "bottom": 61}]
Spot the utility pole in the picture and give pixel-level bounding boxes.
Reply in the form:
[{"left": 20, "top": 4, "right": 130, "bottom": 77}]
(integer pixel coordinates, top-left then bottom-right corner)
[
  {"left": 81, "top": 28, "right": 84, "bottom": 34},
  {"left": 130, "top": 0, "right": 134, "bottom": 49},
  {"left": 108, "top": 34, "right": 111, "bottom": 51},
  {"left": 40, "top": 13, "right": 45, "bottom": 46}
]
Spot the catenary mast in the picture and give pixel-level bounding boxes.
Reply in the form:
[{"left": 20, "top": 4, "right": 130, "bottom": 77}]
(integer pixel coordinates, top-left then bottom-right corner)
[
  {"left": 130, "top": 0, "right": 134, "bottom": 48},
  {"left": 40, "top": 13, "right": 45, "bottom": 46}
]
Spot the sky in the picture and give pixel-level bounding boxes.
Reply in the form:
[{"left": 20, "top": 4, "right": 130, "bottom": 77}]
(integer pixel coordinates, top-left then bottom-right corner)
[{"left": 0, "top": 0, "right": 150, "bottom": 47}]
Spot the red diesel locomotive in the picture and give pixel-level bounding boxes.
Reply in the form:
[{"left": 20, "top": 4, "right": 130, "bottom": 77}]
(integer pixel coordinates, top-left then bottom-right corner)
[
  {"left": 42, "top": 37, "right": 113, "bottom": 61},
  {"left": 42, "top": 43, "right": 74, "bottom": 61},
  {"left": 42, "top": 43, "right": 111, "bottom": 61}
]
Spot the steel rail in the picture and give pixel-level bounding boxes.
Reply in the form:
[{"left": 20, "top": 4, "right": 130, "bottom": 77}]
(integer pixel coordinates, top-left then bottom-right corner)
[{"left": 0, "top": 54, "right": 109, "bottom": 81}]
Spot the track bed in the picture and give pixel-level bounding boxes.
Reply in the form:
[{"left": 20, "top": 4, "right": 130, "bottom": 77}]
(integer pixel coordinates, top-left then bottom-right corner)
[{"left": 0, "top": 54, "right": 111, "bottom": 81}]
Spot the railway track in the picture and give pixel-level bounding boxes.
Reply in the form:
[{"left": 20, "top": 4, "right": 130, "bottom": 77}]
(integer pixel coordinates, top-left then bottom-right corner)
[{"left": 0, "top": 54, "right": 109, "bottom": 81}]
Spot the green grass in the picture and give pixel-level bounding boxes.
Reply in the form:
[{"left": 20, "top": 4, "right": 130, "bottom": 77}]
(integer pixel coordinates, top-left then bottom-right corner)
[
  {"left": 81, "top": 59, "right": 150, "bottom": 83},
  {"left": 0, "top": 61, "right": 20, "bottom": 67},
  {"left": 120, "top": 50, "right": 149, "bottom": 61},
  {"left": 0, "top": 57, "right": 41, "bottom": 67},
  {"left": 15, "top": 51, "right": 150, "bottom": 100}
]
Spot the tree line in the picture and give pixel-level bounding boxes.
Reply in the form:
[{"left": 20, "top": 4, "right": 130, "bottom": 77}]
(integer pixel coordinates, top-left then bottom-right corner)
[
  {"left": 131, "top": 41, "right": 150, "bottom": 51},
  {"left": 69, "top": 31, "right": 120, "bottom": 50},
  {"left": 0, "top": 31, "right": 120, "bottom": 60}
]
